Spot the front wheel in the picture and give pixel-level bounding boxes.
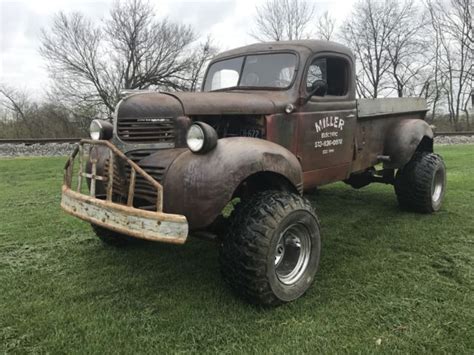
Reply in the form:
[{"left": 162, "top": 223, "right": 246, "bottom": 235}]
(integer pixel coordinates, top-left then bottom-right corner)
[
  {"left": 219, "top": 191, "right": 321, "bottom": 306},
  {"left": 394, "top": 152, "right": 447, "bottom": 213}
]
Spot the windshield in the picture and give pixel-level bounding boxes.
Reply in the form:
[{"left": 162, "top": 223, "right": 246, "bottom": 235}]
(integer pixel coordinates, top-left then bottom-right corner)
[{"left": 203, "top": 53, "right": 297, "bottom": 91}]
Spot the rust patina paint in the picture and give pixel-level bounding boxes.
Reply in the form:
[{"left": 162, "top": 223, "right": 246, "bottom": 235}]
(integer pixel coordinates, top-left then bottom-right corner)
[{"left": 63, "top": 40, "right": 433, "bottom": 236}]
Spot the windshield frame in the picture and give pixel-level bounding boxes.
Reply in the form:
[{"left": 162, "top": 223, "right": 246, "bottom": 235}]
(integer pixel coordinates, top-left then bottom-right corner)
[{"left": 202, "top": 50, "right": 300, "bottom": 92}]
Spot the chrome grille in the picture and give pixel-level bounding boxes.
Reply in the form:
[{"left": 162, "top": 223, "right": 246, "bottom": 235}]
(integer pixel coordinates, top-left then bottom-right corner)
[{"left": 117, "top": 117, "right": 175, "bottom": 143}]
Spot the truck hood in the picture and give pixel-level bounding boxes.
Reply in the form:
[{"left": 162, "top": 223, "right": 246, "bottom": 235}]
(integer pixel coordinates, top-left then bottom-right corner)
[
  {"left": 163, "top": 91, "right": 276, "bottom": 115},
  {"left": 118, "top": 91, "right": 279, "bottom": 118}
]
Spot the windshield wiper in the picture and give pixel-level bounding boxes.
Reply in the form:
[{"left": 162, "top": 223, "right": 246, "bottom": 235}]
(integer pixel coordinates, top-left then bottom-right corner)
[
  {"left": 210, "top": 86, "right": 282, "bottom": 92},
  {"left": 210, "top": 86, "right": 243, "bottom": 92}
]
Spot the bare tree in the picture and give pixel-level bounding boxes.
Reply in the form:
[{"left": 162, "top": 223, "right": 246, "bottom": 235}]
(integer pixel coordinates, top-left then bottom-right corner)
[
  {"left": 424, "top": 1, "right": 447, "bottom": 121},
  {"left": 385, "top": 1, "right": 429, "bottom": 98},
  {"left": 0, "top": 85, "right": 32, "bottom": 134},
  {"left": 40, "top": 0, "right": 211, "bottom": 114},
  {"left": 316, "top": 11, "right": 336, "bottom": 41},
  {"left": 252, "top": 0, "right": 315, "bottom": 41},
  {"left": 183, "top": 36, "right": 219, "bottom": 92},
  {"left": 341, "top": 0, "right": 428, "bottom": 99},
  {"left": 341, "top": 0, "right": 430, "bottom": 99},
  {"left": 0, "top": 85, "right": 82, "bottom": 138},
  {"left": 426, "top": 0, "right": 472, "bottom": 129},
  {"left": 341, "top": 0, "right": 399, "bottom": 98}
]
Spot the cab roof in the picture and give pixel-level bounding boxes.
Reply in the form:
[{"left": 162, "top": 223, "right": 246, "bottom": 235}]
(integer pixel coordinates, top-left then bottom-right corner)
[{"left": 212, "top": 40, "right": 354, "bottom": 61}]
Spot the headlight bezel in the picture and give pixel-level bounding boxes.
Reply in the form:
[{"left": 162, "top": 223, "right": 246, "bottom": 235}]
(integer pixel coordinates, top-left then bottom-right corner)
[
  {"left": 89, "top": 119, "right": 113, "bottom": 141},
  {"left": 186, "top": 124, "right": 205, "bottom": 152},
  {"left": 186, "top": 122, "right": 218, "bottom": 154}
]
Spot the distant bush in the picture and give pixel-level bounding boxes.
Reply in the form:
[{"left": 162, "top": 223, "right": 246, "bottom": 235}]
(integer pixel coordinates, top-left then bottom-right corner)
[{"left": 0, "top": 85, "right": 96, "bottom": 139}]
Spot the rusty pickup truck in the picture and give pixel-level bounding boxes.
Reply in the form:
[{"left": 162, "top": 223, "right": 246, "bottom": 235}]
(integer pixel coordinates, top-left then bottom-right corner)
[{"left": 61, "top": 40, "right": 446, "bottom": 306}]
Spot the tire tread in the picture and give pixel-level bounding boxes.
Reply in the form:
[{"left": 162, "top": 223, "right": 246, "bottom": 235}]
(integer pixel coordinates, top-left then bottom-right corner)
[
  {"left": 219, "top": 191, "right": 318, "bottom": 306},
  {"left": 394, "top": 152, "right": 446, "bottom": 213}
]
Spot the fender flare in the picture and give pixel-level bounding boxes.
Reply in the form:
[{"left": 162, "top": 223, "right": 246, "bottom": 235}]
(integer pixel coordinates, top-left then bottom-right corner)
[
  {"left": 384, "top": 119, "right": 434, "bottom": 168},
  {"left": 163, "top": 137, "right": 303, "bottom": 230}
]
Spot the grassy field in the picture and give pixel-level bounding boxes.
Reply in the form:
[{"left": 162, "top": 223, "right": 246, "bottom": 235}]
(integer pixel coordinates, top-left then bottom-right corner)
[{"left": 0, "top": 145, "right": 473, "bottom": 354}]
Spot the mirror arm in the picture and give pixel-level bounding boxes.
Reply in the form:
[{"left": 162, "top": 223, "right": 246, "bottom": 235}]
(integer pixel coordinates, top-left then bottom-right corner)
[
  {"left": 300, "top": 87, "right": 319, "bottom": 106},
  {"left": 299, "top": 80, "right": 328, "bottom": 106}
]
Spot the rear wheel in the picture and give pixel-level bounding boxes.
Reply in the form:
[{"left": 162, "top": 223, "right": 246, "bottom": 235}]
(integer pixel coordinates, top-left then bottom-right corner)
[
  {"left": 394, "top": 152, "right": 446, "bottom": 213},
  {"left": 219, "top": 191, "right": 321, "bottom": 306},
  {"left": 91, "top": 224, "right": 137, "bottom": 247}
]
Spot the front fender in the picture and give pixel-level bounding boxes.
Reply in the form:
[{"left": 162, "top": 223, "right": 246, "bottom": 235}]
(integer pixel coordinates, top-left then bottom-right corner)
[
  {"left": 384, "top": 119, "right": 433, "bottom": 168},
  {"left": 163, "top": 137, "right": 303, "bottom": 230}
]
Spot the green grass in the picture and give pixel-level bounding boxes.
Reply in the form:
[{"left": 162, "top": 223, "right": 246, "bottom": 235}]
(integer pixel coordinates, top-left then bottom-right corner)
[{"left": 1, "top": 145, "right": 473, "bottom": 354}]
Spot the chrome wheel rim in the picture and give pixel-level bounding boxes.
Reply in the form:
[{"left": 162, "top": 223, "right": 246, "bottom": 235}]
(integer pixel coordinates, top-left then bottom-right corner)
[
  {"left": 432, "top": 168, "right": 444, "bottom": 203},
  {"left": 274, "top": 223, "right": 311, "bottom": 285}
]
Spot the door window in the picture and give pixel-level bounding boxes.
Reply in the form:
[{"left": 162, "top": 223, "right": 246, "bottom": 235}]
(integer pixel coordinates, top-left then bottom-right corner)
[{"left": 306, "top": 57, "right": 348, "bottom": 96}]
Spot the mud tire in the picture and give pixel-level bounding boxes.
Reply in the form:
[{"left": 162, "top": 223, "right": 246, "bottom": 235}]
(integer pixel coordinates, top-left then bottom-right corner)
[
  {"left": 394, "top": 152, "right": 446, "bottom": 213},
  {"left": 219, "top": 191, "right": 321, "bottom": 306}
]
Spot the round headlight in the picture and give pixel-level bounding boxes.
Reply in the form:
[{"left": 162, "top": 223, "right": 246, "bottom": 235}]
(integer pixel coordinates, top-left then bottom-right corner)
[
  {"left": 89, "top": 119, "right": 113, "bottom": 140},
  {"left": 186, "top": 122, "right": 218, "bottom": 154},
  {"left": 89, "top": 119, "right": 103, "bottom": 140},
  {"left": 186, "top": 124, "right": 205, "bottom": 152}
]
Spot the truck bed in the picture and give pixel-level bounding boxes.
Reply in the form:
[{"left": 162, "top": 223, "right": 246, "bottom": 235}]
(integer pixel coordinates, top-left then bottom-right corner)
[{"left": 357, "top": 98, "right": 427, "bottom": 118}]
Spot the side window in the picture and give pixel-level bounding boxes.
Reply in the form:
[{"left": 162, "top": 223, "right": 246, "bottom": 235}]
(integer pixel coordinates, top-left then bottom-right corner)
[
  {"left": 306, "top": 57, "right": 348, "bottom": 96},
  {"left": 204, "top": 57, "right": 243, "bottom": 91},
  {"left": 211, "top": 69, "right": 239, "bottom": 90}
]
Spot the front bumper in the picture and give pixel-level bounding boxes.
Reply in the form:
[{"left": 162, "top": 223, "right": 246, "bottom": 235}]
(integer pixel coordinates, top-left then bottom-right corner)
[{"left": 61, "top": 139, "right": 188, "bottom": 244}]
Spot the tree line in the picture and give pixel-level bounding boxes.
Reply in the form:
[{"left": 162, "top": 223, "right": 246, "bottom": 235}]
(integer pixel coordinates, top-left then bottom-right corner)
[
  {"left": 0, "top": 0, "right": 472, "bottom": 138},
  {"left": 254, "top": 0, "right": 472, "bottom": 130},
  {"left": 1, "top": 0, "right": 216, "bottom": 138}
]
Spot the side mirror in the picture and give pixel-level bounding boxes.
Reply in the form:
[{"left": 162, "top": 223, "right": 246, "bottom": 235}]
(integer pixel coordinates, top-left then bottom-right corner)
[
  {"left": 301, "top": 80, "right": 328, "bottom": 105},
  {"left": 311, "top": 80, "right": 328, "bottom": 97}
]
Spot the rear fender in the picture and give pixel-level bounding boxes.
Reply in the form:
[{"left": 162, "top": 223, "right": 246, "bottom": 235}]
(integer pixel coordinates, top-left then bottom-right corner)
[
  {"left": 163, "top": 137, "right": 303, "bottom": 230},
  {"left": 384, "top": 119, "right": 433, "bottom": 168}
]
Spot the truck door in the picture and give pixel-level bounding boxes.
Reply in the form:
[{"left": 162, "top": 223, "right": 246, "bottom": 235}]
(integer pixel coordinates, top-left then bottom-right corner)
[{"left": 296, "top": 53, "right": 357, "bottom": 188}]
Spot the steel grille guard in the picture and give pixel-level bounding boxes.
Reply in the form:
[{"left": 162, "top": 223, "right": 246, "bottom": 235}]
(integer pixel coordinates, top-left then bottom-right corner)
[{"left": 61, "top": 139, "right": 188, "bottom": 244}]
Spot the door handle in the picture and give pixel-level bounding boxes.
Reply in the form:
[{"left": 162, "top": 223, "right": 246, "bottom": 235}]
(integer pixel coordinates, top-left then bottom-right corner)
[{"left": 347, "top": 114, "right": 355, "bottom": 118}]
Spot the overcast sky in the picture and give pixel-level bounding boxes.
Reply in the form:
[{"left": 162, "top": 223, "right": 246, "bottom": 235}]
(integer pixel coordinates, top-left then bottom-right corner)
[{"left": 0, "top": 0, "right": 356, "bottom": 98}]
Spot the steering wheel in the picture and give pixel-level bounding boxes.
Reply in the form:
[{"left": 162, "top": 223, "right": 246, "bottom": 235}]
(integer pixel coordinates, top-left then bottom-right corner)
[{"left": 242, "top": 72, "right": 260, "bottom": 86}]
